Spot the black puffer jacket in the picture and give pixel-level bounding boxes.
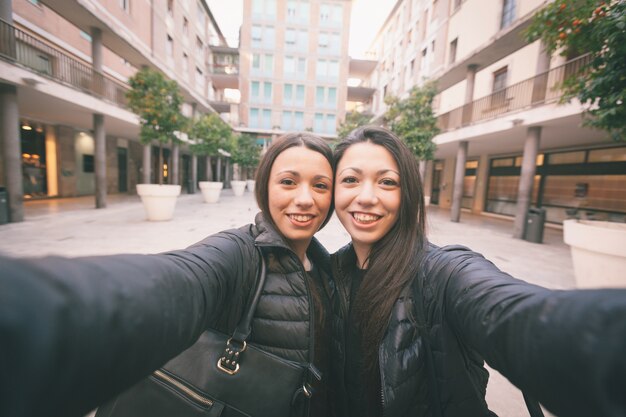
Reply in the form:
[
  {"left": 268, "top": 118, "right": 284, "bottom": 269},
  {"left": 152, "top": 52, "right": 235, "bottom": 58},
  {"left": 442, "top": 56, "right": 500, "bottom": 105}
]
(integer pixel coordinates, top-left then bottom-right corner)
[
  {"left": 0, "top": 213, "right": 330, "bottom": 417},
  {"left": 330, "top": 243, "right": 626, "bottom": 417}
]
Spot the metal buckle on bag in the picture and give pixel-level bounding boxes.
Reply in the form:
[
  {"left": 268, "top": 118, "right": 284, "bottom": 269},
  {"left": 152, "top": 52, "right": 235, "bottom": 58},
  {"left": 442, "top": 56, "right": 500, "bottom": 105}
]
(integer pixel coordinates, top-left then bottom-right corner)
[
  {"left": 302, "top": 383, "right": 313, "bottom": 398},
  {"left": 216, "top": 338, "right": 247, "bottom": 375}
]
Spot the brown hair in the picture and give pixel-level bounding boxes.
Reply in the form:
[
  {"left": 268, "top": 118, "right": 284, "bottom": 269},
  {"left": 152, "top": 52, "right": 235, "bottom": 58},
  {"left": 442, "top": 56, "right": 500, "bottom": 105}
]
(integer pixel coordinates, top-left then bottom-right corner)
[
  {"left": 334, "top": 125, "right": 427, "bottom": 385},
  {"left": 255, "top": 132, "right": 335, "bottom": 232}
]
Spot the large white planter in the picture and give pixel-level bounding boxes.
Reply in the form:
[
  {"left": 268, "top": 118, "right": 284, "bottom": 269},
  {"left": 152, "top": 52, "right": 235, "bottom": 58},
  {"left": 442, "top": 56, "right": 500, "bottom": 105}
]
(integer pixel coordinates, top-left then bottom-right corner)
[
  {"left": 198, "top": 181, "right": 223, "bottom": 203},
  {"left": 563, "top": 219, "right": 626, "bottom": 288},
  {"left": 246, "top": 179, "right": 256, "bottom": 193},
  {"left": 231, "top": 180, "right": 246, "bottom": 197},
  {"left": 136, "top": 184, "right": 181, "bottom": 221}
]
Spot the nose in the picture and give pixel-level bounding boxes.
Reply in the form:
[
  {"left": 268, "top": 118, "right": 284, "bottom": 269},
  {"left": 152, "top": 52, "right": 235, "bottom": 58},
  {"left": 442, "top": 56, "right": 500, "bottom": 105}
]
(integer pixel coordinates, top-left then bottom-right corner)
[
  {"left": 294, "top": 185, "right": 314, "bottom": 208},
  {"left": 355, "top": 181, "right": 378, "bottom": 206}
]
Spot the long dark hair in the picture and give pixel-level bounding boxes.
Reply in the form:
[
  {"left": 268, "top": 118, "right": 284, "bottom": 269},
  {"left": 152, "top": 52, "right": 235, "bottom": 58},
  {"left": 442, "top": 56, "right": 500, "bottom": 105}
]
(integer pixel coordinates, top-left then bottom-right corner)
[
  {"left": 255, "top": 132, "right": 335, "bottom": 232},
  {"left": 334, "top": 125, "right": 427, "bottom": 382}
]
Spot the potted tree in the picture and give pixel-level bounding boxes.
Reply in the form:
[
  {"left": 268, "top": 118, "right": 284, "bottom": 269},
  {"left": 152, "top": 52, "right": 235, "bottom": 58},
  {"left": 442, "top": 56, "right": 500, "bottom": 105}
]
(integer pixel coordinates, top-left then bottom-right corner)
[
  {"left": 189, "top": 113, "right": 232, "bottom": 203},
  {"left": 232, "top": 134, "right": 261, "bottom": 193},
  {"left": 384, "top": 82, "right": 439, "bottom": 205},
  {"left": 127, "top": 68, "right": 185, "bottom": 221},
  {"left": 527, "top": 0, "right": 626, "bottom": 287},
  {"left": 228, "top": 134, "right": 248, "bottom": 197}
]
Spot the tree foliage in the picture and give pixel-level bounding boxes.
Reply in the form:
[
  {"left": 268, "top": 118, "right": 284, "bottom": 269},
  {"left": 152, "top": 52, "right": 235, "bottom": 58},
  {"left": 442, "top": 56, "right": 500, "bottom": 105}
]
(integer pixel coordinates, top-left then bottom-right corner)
[
  {"left": 384, "top": 82, "right": 440, "bottom": 160},
  {"left": 126, "top": 67, "right": 185, "bottom": 146},
  {"left": 337, "top": 110, "right": 372, "bottom": 140},
  {"left": 231, "top": 134, "right": 261, "bottom": 174},
  {"left": 189, "top": 113, "right": 233, "bottom": 157},
  {"left": 525, "top": 0, "right": 626, "bottom": 140}
]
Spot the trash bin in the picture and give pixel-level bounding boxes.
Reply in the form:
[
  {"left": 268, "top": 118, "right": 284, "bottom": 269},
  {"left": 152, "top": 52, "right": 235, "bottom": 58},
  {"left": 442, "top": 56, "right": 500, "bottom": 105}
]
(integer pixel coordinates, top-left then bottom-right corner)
[
  {"left": 0, "top": 187, "right": 8, "bottom": 225},
  {"left": 524, "top": 207, "right": 546, "bottom": 243}
]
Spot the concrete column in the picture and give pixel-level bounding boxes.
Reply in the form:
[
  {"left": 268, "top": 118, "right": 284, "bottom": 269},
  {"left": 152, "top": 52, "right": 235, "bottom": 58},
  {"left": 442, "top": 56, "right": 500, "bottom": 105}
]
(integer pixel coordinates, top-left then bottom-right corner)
[
  {"left": 93, "top": 114, "right": 106, "bottom": 208},
  {"left": 142, "top": 144, "right": 151, "bottom": 184},
  {"left": 532, "top": 41, "right": 551, "bottom": 104},
  {"left": 0, "top": 83, "right": 23, "bottom": 222},
  {"left": 224, "top": 159, "right": 230, "bottom": 186},
  {"left": 216, "top": 157, "right": 222, "bottom": 182},
  {"left": 462, "top": 65, "right": 478, "bottom": 125},
  {"left": 513, "top": 127, "right": 541, "bottom": 239},
  {"left": 171, "top": 143, "right": 179, "bottom": 185},
  {"left": 472, "top": 154, "right": 490, "bottom": 214},
  {"left": 191, "top": 154, "right": 197, "bottom": 193},
  {"left": 450, "top": 141, "right": 468, "bottom": 222}
]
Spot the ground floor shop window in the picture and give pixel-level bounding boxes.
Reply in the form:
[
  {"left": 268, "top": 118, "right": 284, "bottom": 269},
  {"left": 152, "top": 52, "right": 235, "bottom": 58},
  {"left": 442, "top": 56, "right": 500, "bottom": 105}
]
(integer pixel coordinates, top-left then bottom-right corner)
[{"left": 21, "top": 124, "right": 47, "bottom": 198}]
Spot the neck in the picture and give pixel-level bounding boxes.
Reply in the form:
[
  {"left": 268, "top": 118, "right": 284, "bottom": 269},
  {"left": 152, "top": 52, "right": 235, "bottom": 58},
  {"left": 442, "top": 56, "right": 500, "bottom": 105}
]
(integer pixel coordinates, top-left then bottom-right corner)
[
  {"left": 290, "top": 240, "right": 311, "bottom": 269},
  {"left": 352, "top": 242, "right": 371, "bottom": 269}
]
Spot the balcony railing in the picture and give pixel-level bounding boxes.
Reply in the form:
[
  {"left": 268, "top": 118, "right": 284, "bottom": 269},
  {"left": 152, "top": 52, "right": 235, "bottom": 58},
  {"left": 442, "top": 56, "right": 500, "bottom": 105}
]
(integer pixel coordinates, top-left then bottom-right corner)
[
  {"left": 437, "top": 54, "right": 592, "bottom": 132},
  {"left": 208, "top": 62, "right": 239, "bottom": 75},
  {"left": 0, "top": 19, "right": 128, "bottom": 107}
]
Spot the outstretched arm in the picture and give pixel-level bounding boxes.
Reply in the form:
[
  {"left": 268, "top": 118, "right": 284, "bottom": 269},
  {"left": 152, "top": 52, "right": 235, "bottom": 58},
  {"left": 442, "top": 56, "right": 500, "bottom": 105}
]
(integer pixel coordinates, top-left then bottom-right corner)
[
  {"left": 0, "top": 228, "right": 258, "bottom": 417},
  {"left": 437, "top": 246, "right": 626, "bottom": 417}
]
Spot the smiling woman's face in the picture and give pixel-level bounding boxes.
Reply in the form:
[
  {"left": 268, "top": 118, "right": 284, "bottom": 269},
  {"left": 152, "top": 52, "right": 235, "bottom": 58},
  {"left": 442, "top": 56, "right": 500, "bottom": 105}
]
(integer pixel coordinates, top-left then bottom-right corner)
[
  {"left": 334, "top": 141, "right": 401, "bottom": 264},
  {"left": 268, "top": 146, "right": 333, "bottom": 256}
]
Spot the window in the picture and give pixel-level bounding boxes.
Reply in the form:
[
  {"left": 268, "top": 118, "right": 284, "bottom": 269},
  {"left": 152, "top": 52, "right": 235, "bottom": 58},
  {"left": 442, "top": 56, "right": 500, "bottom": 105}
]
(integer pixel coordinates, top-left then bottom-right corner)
[
  {"left": 501, "top": 0, "right": 516, "bottom": 29},
  {"left": 294, "top": 111, "right": 304, "bottom": 130},
  {"left": 251, "top": 53, "right": 274, "bottom": 74},
  {"left": 318, "top": 32, "right": 329, "bottom": 49},
  {"left": 197, "top": 1, "right": 206, "bottom": 28},
  {"left": 195, "top": 67, "right": 204, "bottom": 91},
  {"left": 453, "top": 0, "right": 462, "bottom": 10},
  {"left": 166, "top": 35, "right": 174, "bottom": 59},
  {"left": 183, "top": 18, "right": 189, "bottom": 37},
  {"left": 315, "top": 86, "right": 336, "bottom": 108},
  {"left": 167, "top": 0, "right": 174, "bottom": 16},
  {"left": 316, "top": 59, "right": 338, "bottom": 80},
  {"left": 252, "top": 25, "right": 263, "bottom": 42},
  {"left": 252, "top": 54, "right": 261, "bottom": 70},
  {"left": 249, "top": 108, "right": 259, "bottom": 128},
  {"left": 83, "top": 154, "right": 94, "bottom": 173},
  {"left": 264, "top": 54, "right": 274, "bottom": 73},
  {"left": 119, "top": 0, "right": 130, "bottom": 12},
  {"left": 196, "top": 37, "right": 203, "bottom": 58},
  {"left": 420, "top": 48, "right": 427, "bottom": 73},
  {"left": 284, "top": 56, "right": 306, "bottom": 78},
  {"left": 320, "top": 3, "right": 342, "bottom": 26},
  {"left": 251, "top": 81, "right": 260, "bottom": 101},
  {"left": 286, "top": 29, "right": 296, "bottom": 45},
  {"left": 449, "top": 38, "right": 458, "bottom": 65},
  {"left": 282, "top": 111, "right": 305, "bottom": 130},
  {"left": 283, "top": 83, "right": 293, "bottom": 104},
  {"left": 287, "top": 0, "right": 309, "bottom": 22},
  {"left": 183, "top": 53, "right": 189, "bottom": 76},
  {"left": 491, "top": 66, "right": 508, "bottom": 107},
  {"left": 283, "top": 83, "right": 305, "bottom": 106},
  {"left": 313, "top": 113, "right": 336, "bottom": 134},
  {"left": 262, "top": 109, "right": 272, "bottom": 129},
  {"left": 253, "top": 0, "right": 276, "bottom": 18},
  {"left": 263, "top": 82, "right": 272, "bottom": 102},
  {"left": 251, "top": 25, "right": 275, "bottom": 48}
]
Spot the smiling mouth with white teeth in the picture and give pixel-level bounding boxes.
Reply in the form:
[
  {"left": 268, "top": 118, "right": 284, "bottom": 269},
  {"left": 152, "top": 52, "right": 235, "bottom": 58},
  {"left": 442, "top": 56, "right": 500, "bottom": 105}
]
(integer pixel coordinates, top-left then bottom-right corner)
[
  {"left": 352, "top": 212, "right": 382, "bottom": 224},
  {"left": 289, "top": 214, "right": 314, "bottom": 222}
]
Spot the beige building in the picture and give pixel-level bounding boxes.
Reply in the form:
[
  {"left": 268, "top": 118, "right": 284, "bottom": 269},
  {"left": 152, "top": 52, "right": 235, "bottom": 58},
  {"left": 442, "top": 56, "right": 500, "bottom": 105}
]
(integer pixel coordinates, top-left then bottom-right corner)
[
  {"left": 357, "top": 0, "right": 625, "bottom": 233},
  {"left": 0, "top": 0, "right": 230, "bottom": 222},
  {"left": 230, "top": 0, "right": 353, "bottom": 144}
]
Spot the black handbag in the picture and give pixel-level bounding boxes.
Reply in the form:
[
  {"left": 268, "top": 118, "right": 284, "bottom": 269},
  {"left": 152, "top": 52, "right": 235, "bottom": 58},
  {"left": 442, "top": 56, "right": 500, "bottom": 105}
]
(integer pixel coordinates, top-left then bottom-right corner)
[{"left": 96, "top": 250, "right": 316, "bottom": 417}]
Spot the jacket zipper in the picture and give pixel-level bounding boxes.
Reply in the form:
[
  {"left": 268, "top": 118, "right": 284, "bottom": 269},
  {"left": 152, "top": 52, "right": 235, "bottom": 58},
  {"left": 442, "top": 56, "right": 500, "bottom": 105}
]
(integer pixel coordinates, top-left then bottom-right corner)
[
  {"left": 378, "top": 346, "right": 386, "bottom": 417},
  {"left": 152, "top": 370, "right": 214, "bottom": 408}
]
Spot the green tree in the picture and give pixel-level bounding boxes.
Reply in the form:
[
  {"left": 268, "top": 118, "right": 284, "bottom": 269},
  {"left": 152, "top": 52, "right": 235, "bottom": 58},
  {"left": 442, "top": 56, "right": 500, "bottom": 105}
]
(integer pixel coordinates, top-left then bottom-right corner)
[
  {"left": 231, "top": 134, "right": 261, "bottom": 180},
  {"left": 337, "top": 110, "right": 372, "bottom": 140},
  {"left": 525, "top": 0, "right": 626, "bottom": 140},
  {"left": 384, "top": 82, "right": 440, "bottom": 161},
  {"left": 127, "top": 68, "right": 185, "bottom": 184},
  {"left": 189, "top": 113, "right": 232, "bottom": 181}
]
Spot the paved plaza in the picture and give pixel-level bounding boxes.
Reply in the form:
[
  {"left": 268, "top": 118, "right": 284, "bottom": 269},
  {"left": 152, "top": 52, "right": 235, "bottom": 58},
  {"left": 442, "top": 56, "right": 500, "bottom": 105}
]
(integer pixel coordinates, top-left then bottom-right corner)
[{"left": 0, "top": 190, "right": 573, "bottom": 416}]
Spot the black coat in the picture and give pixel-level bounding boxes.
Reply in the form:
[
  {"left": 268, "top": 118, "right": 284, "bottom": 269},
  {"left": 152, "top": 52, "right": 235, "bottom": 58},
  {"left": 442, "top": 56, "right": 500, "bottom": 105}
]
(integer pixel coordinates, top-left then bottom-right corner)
[
  {"left": 0, "top": 213, "right": 330, "bottom": 417},
  {"left": 330, "top": 243, "right": 626, "bottom": 417}
]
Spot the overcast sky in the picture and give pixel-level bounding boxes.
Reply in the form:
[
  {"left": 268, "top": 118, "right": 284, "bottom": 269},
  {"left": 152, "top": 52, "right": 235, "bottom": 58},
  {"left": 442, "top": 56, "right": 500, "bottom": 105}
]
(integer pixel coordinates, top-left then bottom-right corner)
[{"left": 206, "top": 0, "right": 397, "bottom": 58}]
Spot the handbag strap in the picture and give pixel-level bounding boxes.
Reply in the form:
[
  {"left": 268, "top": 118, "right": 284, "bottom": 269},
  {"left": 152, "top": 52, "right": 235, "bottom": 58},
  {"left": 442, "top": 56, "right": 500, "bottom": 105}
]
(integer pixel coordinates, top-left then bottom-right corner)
[
  {"left": 217, "top": 247, "right": 266, "bottom": 375},
  {"left": 411, "top": 275, "right": 545, "bottom": 417}
]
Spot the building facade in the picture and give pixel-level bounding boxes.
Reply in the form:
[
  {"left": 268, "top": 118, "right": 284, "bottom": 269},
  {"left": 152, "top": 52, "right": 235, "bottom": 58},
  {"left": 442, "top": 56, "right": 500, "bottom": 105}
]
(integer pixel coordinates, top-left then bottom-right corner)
[
  {"left": 358, "top": 0, "right": 625, "bottom": 229},
  {"left": 0, "top": 0, "right": 229, "bottom": 222},
  {"left": 234, "top": 0, "right": 353, "bottom": 145}
]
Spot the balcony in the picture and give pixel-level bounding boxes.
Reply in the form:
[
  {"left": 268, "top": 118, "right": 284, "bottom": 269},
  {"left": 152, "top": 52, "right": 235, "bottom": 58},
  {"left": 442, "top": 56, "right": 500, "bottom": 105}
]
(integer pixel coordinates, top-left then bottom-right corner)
[
  {"left": 0, "top": 19, "right": 129, "bottom": 107},
  {"left": 209, "top": 45, "right": 239, "bottom": 90},
  {"left": 437, "top": 54, "right": 591, "bottom": 133}
]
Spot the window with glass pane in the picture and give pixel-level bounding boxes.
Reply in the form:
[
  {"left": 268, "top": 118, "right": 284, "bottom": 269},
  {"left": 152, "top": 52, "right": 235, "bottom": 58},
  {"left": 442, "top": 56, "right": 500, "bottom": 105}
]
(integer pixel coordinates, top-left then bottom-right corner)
[
  {"left": 297, "top": 58, "right": 306, "bottom": 75},
  {"left": 332, "top": 4, "right": 342, "bottom": 24},
  {"left": 320, "top": 4, "right": 330, "bottom": 22},
  {"left": 286, "top": 29, "right": 296, "bottom": 45},
  {"left": 251, "top": 81, "right": 260, "bottom": 100},
  {"left": 296, "top": 84, "right": 305, "bottom": 105},
  {"left": 295, "top": 112, "right": 304, "bottom": 130},
  {"left": 285, "top": 56, "right": 295, "bottom": 74},
  {"left": 287, "top": 0, "right": 297, "bottom": 17},
  {"left": 183, "top": 54, "right": 188, "bottom": 74},
  {"left": 264, "top": 54, "right": 274, "bottom": 73},
  {"left": 328, "top": 61, "right": 339, "bottom": 79},
  {"left": 588, "top": 147, "right": 626, "bottom": 162},
  {"left": 501, "top": 0, "right": 516, "bottom": 29},
  {"left": 283, "top": 111, "right": 293, "bottom": 129},
  {"left": 299, "top": 30, "right": 308, "bottom": 49},
  {"left": 252, "top": 0, "right": 263, "bottom": 14},
  {"left": 317, "top": 60, "right": 327, "bottom": 78},
  {"left": 262, "top": 109, "right": 272, "bottom": 129},
  {"left": 252, "top": 26, "right": 262, "bottom": 42},
  {"left": 249, "top": 108, "right": 259, "bottom": 128},
  {"left": 328, "top": 87, "right": 337, "bottom": 106},
  {"left": 314, "top": 113, "right": 324, "bottom": 132},
  {"left": 319, "top": 33, "right": 329, "bottom": 49},
  {"left": 316, "top": 87, "right": 325, "bottom": 105},
  {"left": 263, "top": 82, "right": 272, "bottom": 102},
  {"left": 300, "top": 1, "right": 310, "bottom": 21},
  {"left": 284, "top": 83, "right": 293, "bottom": 104},
  {"left": 549, "top": 151, "right": 586, "bottom": 165},
  {"left": 329, "top": 33, "right": 340, "bottom": 54},
  {"left": 252, "top": 54, "right": 261, "bottom": 71},
  {"left": 326, "top": 114, "right": 336, "bottom": 133},
  {"left": 266, "top": 0, "right": 277, "bottom": 17},
  {"left": 264, "top": 27, "right": 275, "bottom": 47}
]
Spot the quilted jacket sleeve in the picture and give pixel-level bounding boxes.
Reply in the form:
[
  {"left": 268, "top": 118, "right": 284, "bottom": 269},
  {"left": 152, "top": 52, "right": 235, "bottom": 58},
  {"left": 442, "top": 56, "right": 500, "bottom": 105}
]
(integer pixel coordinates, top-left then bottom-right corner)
[
  {"left": 0, "top": 228, "right": 259, "bottom": 417},
  {"left": 433, "top": 245, "right": 626, "bottom": 417}
]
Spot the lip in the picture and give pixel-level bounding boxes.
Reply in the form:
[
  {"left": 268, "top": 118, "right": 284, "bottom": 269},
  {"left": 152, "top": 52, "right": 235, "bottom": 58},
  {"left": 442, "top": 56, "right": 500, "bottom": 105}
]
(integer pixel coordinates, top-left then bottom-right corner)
[
  {"left": 286, "top": 213, "right": 317, "bottom": 227},
  {"left": 349, "top": 211, "right": 383, "bottom": 228}
]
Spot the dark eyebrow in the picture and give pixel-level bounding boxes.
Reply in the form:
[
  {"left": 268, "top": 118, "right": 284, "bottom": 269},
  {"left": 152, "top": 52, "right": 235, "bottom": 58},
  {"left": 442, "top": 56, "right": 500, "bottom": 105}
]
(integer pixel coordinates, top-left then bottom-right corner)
[
  {"left": 276, "top": 171, "right": 332, "bottom": 182},
  {"left": 338, "top": 167, "right": 399, "bottom": 176}
]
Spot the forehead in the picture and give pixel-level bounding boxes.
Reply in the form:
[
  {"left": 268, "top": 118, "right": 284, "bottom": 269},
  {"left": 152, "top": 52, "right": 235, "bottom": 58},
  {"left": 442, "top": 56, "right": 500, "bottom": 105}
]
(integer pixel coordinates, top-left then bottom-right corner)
[
  {"left": 338, "top": 142, "right": 398, "bottom": 172},
  {"left": 270, "top": 146, "right": 332, "bottom": 174}
]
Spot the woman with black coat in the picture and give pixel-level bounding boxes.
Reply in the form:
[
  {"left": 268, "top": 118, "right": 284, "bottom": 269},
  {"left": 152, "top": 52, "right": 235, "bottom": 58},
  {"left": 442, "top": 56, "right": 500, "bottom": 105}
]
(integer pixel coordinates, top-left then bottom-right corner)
[
  {"left": 329, "top": 125, "right": 626, "bottom": 417},
  {"left": 0, "top": 133, "right": 335, "bottom": 417}
]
